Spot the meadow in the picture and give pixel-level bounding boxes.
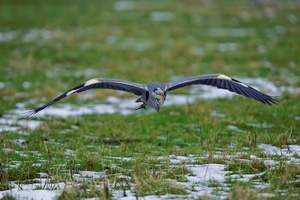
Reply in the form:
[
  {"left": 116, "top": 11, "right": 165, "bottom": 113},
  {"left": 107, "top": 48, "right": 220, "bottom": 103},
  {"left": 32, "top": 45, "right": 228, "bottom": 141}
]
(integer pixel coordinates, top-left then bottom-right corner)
[{"left": 0, "top": 0, "right": 300, "bottom": 199}]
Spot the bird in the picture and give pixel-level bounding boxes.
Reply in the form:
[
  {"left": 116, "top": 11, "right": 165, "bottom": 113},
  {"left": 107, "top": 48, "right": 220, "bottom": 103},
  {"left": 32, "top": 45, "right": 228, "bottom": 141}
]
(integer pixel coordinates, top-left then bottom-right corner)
[{"left": 24, "top": 74, "right": 278, "bottom": 116}]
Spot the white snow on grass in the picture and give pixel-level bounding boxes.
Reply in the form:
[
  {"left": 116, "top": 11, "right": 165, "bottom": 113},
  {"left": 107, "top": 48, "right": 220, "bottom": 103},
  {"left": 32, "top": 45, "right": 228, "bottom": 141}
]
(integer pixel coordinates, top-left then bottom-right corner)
[
  {"left": 206, "top": 28, "right": 255, "bottom": 37},
  {"left": 0, "top": 29, "right": 62, "bottom": 43},
  {"left": 258, "top": 143, "right": 300, "bottom": 158},
  {"left": 150, "top": 11, "right": 174, "bottom": 22},
  {"left": 187, "top": 164, "right": 227, "bottom": 182},
  {"left": 3, "top": 190, "right": 58, "bottom": 200},
  {"left": 0, "top": 82, "right": 5, "bottom": 88},
  {"left": 113, "top": 0, "right": 137, "bottom": 11},
  {"left": 0, "top": 179, "right": 65, "bottom": 200},
  {"left": 1, "top": 143, "right": 300, "bottom": 199},
  {"left": 0, "top": 113, "right": 40, "bottom": 133}
]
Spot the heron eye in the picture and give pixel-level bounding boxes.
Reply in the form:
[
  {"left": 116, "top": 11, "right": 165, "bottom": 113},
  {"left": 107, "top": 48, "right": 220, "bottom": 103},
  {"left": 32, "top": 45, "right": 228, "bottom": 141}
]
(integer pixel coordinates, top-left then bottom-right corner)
[{"left": 155, "top": 91, "right": 159, "bottom": 95}]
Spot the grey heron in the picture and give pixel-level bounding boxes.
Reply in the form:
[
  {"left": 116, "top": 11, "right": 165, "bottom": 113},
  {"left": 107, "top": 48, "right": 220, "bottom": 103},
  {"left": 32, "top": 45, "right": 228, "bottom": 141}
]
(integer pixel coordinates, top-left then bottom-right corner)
[{"left": 24, "top": 74, "right": 277, "bottom": 116}]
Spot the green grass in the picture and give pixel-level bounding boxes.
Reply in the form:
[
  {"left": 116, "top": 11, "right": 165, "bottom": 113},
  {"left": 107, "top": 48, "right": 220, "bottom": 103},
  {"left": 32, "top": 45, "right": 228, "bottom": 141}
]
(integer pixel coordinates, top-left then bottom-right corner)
[{"left": 1, "top": 0, "right": 300, "bottom": 199}]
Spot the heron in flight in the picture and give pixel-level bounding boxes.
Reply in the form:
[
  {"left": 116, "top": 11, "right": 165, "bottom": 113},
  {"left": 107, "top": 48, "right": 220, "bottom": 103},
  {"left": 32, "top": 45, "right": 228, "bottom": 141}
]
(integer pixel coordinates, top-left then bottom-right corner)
[{"left": 24, "top": 74, "right": 277, "bottom": 116}]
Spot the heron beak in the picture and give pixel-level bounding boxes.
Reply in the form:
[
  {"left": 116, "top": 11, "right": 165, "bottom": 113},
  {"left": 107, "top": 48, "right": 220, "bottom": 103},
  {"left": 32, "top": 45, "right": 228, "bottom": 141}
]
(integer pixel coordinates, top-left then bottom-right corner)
[{"left": 159, "top": 94, "right": 166, "bottom": 99}]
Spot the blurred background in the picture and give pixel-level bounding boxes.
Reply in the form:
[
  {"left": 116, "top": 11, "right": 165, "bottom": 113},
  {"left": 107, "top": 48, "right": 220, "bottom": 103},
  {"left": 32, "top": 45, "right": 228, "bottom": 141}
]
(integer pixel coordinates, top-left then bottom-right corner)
[{"left": 0, "top": 0, "right": 299, "bottom": 111}]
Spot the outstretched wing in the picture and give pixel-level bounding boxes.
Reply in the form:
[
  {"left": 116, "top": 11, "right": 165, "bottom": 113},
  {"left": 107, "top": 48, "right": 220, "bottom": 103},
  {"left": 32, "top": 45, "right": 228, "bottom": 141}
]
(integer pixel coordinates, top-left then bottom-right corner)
[
  {"left": 24, "top": 78, "right": 146, "bottom": 116},
  {"left": 166, "top": 74, "right": 278, "bottom": 105}
]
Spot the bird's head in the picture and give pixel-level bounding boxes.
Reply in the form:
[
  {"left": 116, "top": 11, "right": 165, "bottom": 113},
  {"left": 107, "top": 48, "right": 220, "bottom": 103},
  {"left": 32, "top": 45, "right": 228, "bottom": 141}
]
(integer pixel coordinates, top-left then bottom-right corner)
[{"left": 150, "top": 87, "right": 166, "bottom": 111}]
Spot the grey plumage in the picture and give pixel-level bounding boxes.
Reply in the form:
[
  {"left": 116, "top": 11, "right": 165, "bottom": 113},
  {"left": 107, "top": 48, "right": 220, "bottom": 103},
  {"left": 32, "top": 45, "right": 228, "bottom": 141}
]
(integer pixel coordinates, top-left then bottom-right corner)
[{"left": 24, "top": 74, "right": 278, "bottom": 116}]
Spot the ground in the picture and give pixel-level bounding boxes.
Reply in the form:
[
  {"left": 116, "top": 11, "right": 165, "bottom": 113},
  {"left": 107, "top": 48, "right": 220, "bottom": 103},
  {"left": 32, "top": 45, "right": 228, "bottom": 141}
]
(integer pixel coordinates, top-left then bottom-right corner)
[{"left": 0, "top": 0, "right": 300, "bottom": 199}]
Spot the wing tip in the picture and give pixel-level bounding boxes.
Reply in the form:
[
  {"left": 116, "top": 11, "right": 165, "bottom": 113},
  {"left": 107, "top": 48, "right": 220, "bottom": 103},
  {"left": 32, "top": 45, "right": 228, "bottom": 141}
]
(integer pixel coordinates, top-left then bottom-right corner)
[
  {"left": 261, "top": 95, "right": 279, "bottom": 106},
  {"left": 22, "top": 109, "right": 37, "bottom": 117},
  {"left": 269, "top": 96, "right": 280, "bottom": 105}
]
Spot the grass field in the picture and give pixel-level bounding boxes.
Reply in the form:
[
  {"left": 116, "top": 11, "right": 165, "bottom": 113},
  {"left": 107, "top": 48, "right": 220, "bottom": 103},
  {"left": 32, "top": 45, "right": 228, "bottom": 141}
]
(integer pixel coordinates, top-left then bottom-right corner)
[{"left": 1, "top": 0, "right": 300, "bottom": 199}]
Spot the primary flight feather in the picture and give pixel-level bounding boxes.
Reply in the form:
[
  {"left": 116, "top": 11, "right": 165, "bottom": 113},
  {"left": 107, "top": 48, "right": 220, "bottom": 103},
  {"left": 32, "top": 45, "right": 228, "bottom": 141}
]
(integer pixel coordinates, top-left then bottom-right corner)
[{"left": 24, "top": 74, "right": 278, "bottom": 116}]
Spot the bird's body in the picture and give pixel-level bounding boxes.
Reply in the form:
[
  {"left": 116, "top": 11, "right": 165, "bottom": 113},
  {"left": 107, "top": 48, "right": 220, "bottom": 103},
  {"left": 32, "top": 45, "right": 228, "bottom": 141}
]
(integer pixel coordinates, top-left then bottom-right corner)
[{"left": 24, "top": 74, "right": 278, "bottom": 116}]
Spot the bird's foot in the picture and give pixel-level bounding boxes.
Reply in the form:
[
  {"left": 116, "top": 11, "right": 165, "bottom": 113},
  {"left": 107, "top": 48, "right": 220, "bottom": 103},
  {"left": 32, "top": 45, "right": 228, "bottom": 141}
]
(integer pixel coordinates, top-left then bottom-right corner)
[{"left": 135, "top": 103, "right": 146, "bottom": 110}]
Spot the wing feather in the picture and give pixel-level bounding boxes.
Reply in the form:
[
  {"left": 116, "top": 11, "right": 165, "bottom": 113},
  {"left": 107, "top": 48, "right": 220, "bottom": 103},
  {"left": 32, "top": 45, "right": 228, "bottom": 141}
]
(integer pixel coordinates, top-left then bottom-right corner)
[
  {"left": 217, "top": 79, "right": 225, "bottom": 88},
  {"left": 166, "top": 74, "right": 278, "bottom": 105},
  {"left": 211, "top": 79, "right": 218, "bottom": 87},
  {"left": 24, "top": 78, "right": 146, "bottom": 116}
]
